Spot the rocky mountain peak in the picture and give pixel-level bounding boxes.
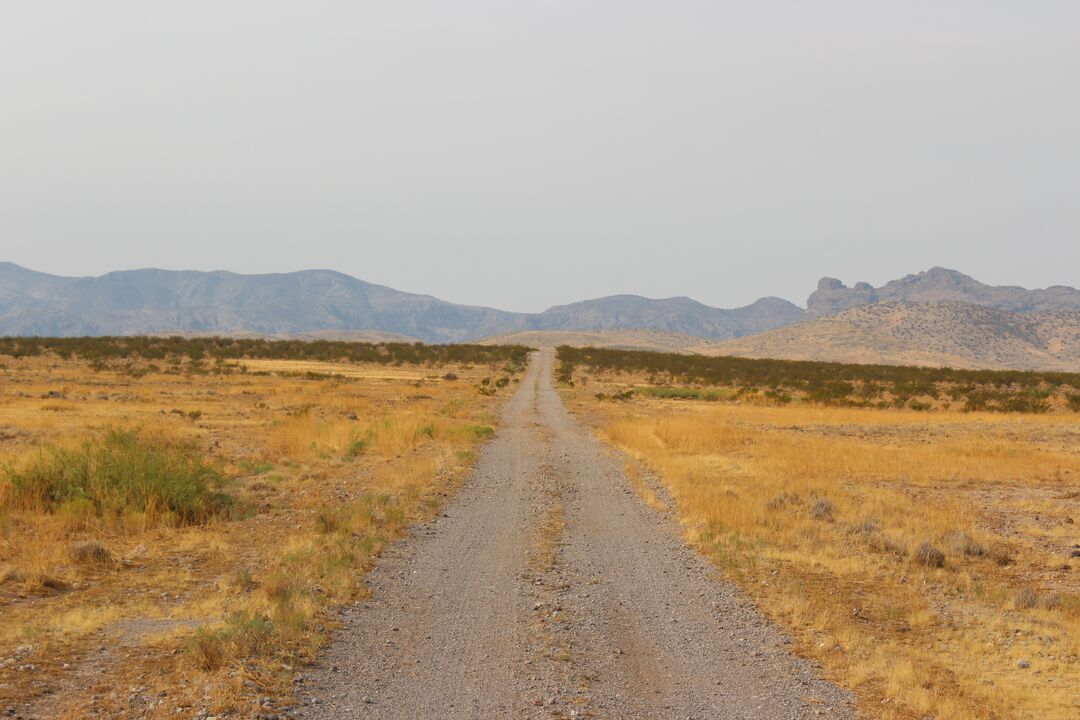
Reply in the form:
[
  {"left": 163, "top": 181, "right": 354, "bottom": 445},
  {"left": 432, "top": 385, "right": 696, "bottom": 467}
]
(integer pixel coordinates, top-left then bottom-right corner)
[{"left": 807, "top": 267, "right": 1080, "bottom": 316}]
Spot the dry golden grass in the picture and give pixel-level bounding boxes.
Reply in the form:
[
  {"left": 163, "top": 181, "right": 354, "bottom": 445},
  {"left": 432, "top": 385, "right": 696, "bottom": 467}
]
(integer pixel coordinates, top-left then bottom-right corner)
[
  {"left": 0, "top": 353, "right": 514, "bottom": 718},
  {"left": 568, "top": 387, "right": 1080, "bottom": 719},
  {"left": 232, "top": 358, "right": 457, "bottom": 380}
]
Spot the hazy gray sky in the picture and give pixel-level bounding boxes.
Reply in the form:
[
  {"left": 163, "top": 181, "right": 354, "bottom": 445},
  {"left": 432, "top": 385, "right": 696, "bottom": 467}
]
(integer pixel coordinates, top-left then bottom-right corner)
[{"left": 2, "top": 1, "right": 1078, "bottom": 312}]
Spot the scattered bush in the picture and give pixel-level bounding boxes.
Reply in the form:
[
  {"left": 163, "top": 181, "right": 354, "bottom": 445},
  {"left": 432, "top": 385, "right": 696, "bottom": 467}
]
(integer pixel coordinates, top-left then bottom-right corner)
[
  {"left": 462, "top": 424, "right": 494, "bottom": 440},
  {"left": 763, "top": 389, "right": 792, "bottom": 404},
  {"left": 915, "top": 541, "right": 946, "bottom": 568},
  {"left": 316, "top": 508, "right": 347, "bottom": 535},
  {"left": 188, "top": 611, "right": 274, "bottom": 672},
  {"left": 595, "top": 389, "right": 635, "bottom": 402},
  {"left": 67, "top": 540, "right": 115, "bottom": 566},
  {"left": 1013, "top": 587, "right": 1058, "bottom": 610},
  {"left": 848, "top": 518, "right": 881, "bottom": 536},
  {"left": 557, "top": 346, "right": 1080, "bottom": 414},
  {"left": 766, "top": 492, "right": 800, "bottom": 511},
  {"left": 810, "top": 497, "right": 836, "bottom": 521},
  {"left": 640, "top": 387, "right": 720, "bottom": 401},
  {"left": 992, "top": 547, "right": 1015, "bottom": 566},
  {"left": 0, "top": 336, "right": 530, "bottom": 370},
  {"left": 343, "top": 438, "right": 367, "bottom": 459},
  {"left": 1015, "top": 587, "right": 1040, "bottom": 609},
  {"left": 2, "top": 428, "right": 231, "bottom": 526},
  {"left": 944, "top": 530, "right": 988, "bottom": 558},
  {"left": 231, "top": 568, "right": 257, "bottom": 593},
  {"left": 189, "top": 627, "right": 228, "bottom": 671}
]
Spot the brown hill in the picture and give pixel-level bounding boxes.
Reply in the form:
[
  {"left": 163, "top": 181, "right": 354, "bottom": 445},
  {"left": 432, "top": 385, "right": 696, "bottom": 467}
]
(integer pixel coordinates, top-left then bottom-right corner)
[{"left": 704, "top": 301, "right": 1080, "bottom": 371}]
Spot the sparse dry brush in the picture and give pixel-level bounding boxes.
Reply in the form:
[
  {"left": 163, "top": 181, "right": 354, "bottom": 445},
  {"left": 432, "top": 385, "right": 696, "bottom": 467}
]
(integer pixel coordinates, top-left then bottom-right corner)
[
  {"left": 558, "top": 345, "right": 1080, "bottom": 413},
  {"left": 565, "top": 348, "right": 1080, "bottom": 719},
  {"left": 0, "top": 335, "right": 530, "bottom": 368},
  {"left": 0, "top": 341, "right": 519, "bottom": 717}
]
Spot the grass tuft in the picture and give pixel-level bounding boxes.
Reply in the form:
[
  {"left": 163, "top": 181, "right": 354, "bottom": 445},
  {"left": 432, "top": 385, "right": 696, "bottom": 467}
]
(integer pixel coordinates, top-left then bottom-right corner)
[
  {"left": 914, "top": 541, "right": 945, "bottom": 568},
  {"left": 67, "top": 540, "right": 115, "bottom": 566},
  {"left": 810, "top": 497, "right": 835, "bottom": 521}
]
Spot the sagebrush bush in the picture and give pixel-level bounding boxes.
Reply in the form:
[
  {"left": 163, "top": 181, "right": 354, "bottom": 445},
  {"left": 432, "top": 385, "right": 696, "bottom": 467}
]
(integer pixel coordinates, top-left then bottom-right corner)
[
  {"left": 943, "top": 530, "right": 988, "bottom": 558},
  {"left": 915, "top": 541, "right": 946, "bottom": 568},
  {"left": 2, "top": 428, "right": 231, "bottom": 526}
]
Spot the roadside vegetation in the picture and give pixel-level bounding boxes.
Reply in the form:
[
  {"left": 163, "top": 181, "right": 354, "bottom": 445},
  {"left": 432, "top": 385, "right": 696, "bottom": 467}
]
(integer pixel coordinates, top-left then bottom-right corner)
[
  {"left": 0, "top": 335, "right": 530, "bottom": 368},
  {"left": 0, "top": 341, "right": 520, "bottom": 717},
  {"left": 562, "top": 347, "right": 1080, "bottom": 719},
  {"left": 3, "top": 428, "right": 232, "bottom": 527},
  {"left": 559, "top": 346, "right": 1080, "bottom": 413}
]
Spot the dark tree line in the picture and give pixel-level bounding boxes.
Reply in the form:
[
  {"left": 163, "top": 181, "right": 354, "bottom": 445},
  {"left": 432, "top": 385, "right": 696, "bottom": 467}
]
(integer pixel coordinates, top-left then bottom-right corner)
[
  {"left": 0, "top": 336, "right": 531, "bottom": 367},
  {"left": 557, "top": 346, "right": 1080, "bottom": 413}
]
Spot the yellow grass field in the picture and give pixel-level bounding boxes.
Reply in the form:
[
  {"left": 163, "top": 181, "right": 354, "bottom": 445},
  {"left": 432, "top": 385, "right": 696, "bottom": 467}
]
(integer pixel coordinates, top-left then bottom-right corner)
[
  {"left": 230, "top": 358, "right": 439, "bottom": 381},
  {"left": 563, "top": 382, "right": 1080, "bottom": 719},
  {"left": 0, "top": 353, "right": 516, "bottom": 718}
]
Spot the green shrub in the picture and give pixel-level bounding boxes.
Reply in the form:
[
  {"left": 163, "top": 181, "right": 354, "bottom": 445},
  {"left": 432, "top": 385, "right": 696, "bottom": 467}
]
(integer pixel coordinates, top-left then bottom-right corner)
[
  {"left": 462, "top": 424, "right": 495, "bottom": 440},
  {"left": 343, "top": 438, "right": 367, "bottom": 459},
  {"left": 763, "top": 388, "right": 792, "bottom": 404},
  {"left": 2, "top": 428, "right": 231, "bottom": 525},
  {"left": 640, "top": 387, "right": 718, "bottom": 401}
]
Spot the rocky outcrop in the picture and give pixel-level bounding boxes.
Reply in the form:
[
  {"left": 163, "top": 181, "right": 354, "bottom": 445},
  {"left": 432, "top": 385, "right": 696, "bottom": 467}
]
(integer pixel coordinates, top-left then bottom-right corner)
[
  {"left": 807, "top": 267, "right": 1080, "bottom": 317},
  {"left": 710, "top": 301, "right": 1080, "bottom": 371}
]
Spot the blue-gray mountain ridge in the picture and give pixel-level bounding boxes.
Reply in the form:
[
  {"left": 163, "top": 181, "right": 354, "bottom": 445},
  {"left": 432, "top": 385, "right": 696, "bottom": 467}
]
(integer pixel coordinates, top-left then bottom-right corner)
[{"left": 1, "top": 262, "right": 1077, "bottom": 343}]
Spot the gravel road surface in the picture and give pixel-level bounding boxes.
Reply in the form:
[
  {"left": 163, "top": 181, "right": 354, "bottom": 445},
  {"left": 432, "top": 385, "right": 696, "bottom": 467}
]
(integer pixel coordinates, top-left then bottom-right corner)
[{"left": 298, "top": 350, "right": 852, "bottom": 719}]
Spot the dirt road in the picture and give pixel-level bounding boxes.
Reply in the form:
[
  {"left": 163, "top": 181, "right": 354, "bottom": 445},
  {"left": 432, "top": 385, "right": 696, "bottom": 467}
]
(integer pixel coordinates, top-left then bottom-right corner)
[{"left": 298, "top": 350, "right": 852, "bottom": 719}]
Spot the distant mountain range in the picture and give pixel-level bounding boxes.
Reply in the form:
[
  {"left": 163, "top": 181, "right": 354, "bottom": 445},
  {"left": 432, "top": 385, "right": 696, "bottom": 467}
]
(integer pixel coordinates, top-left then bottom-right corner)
[
  {"left": 0, "top": 262, "right": 801, "bottom": 342},
  {"left": 2, "top": 262, "right": 1079, "bottom": 370}
]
